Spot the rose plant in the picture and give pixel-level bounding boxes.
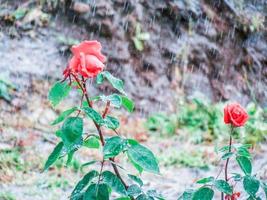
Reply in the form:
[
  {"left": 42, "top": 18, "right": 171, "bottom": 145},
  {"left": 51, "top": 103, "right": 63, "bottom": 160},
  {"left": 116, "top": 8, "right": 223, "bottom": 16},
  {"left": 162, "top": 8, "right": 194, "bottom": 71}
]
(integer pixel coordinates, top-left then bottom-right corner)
[
  {"left": 178, "top": 103, "right": 267, "bottom": 200},
  {"left": 44, "top": 40, "right": 162, "bottom": 200}
]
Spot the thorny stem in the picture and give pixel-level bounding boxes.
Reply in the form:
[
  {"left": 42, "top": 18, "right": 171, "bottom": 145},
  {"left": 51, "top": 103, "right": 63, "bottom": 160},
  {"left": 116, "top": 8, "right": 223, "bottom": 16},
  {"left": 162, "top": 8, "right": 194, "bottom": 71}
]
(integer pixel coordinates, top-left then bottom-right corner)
[
  {"left": 225, "top": 135, "right": 232, "bottom": 181},
  {"left": 102, "top": 101, "right": 110, "bottom": 118},
  {"left": 76, "top": 93, "right": 84, "bottom": 117},
  {"left": 222, "top": 126, "right": 234, "bottom": 200},
  {"left": 74, "top": 76, "right": 128, "bottom": 189},
  {"left": 97, "top": 160, "right": 105, "bottom": 185}
]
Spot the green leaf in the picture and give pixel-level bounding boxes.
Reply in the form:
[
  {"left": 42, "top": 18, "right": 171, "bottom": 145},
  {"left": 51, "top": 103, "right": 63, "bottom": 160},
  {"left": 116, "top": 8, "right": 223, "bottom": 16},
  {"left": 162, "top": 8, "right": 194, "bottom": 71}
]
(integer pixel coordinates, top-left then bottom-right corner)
[
  {"left": 214, "top": 179, "right": 233, "bottom": 195},
  {"left": 61, "top": 117, "right": 83, "bottom": 147},
  {"left": 137, "top": 33, "right": 150, "bottom": 41},
  {"left": 96, "top": 73, "right": 104, "bottom": 84},
  {"left": 100, "top": 94, "right": 122, "bottom": 108},
  {"left": 81, "top": 161, "right": 97, "bottom": 169},
  {"left": 243, "top": 175, "right": 260, "bottom": 197},
  {"left": 128, "top": 153, "right": 143, "bottom": 174},
  {"left": 221, "top": 152, "right": 234, "bottom": 160},
  {"left": 51, "top": 107, "right": 78, "bottom": 125},
  {"left": 97, "top": 71, "right": 126, "bottom": 95},
  {"left": 115, "top": 198, "right": 131, "bottom": 200},
  {"left": 83, "top": 136, "right": 100, "bottom": 149},
  {"left": 103, "top": 136, "right": 127, "bottom": 159},
  {"left": 83, "top": 183, "right": 109, "bottom": 200},
  {"left": 192, "top": 187, "right": 214, "bottom": 200},
  {"left": 147, "top": 190, "right": 164, "bottom": 200},
  {"left": 246, "top": 196, "right": 261, "bottom": 200},
  {"left": 83, "top": 107, "right": 104, "bottom": 125},
  {"left": 178, "top": 189, "right": 194, "bottom": 200},
  {"left": 44, "top": 141, "right": 64, "bottom": 171},
  {"left": 196, "top": 177, "right": 214, "bottom": 184},
  {"left": 218, "top": 145, "right": 230, "bottom": 153},
  {"left": 102, "top": 171, "right": 127, "bottom": 195},
  {"left": 133, "top": 37, "right": 144, "bottom": 51},
  {"left": 231, "top": 173, "right": 242, "bottom": 181},
  {"left": 136, "top": 194, "right": 150, "bottom": 200},
  {"left": 55, "top": 130, "right": 62, "bottom": 137},
  {"left": 127, "top": 184, "right": 142, "bottom": 197},
  {"left": 104, "top": 115, "right": 120, "bottom": 130},
  {"left": 128, "top": 174, "right": 143, "bottom": 187},
  {"left": 127, "top": 139, "right": 159, "bottom": 174},
  {"left": 237, "top": 148, "right": 251, "bottom": 158},
  {"left": 48, "top": 81, "right": 71, "bottom": 107},
  {"left": 121, "top": 96, "right": 135, "bottom": 112},
  {"left": 236, "top": 156, "right": 252, "bottom": 175},
  {"left": 67, "top": 149, "right": 76, "bottom": 166},
  {"left": 70, "top": 170, "right": 98, "bottom": 200}
]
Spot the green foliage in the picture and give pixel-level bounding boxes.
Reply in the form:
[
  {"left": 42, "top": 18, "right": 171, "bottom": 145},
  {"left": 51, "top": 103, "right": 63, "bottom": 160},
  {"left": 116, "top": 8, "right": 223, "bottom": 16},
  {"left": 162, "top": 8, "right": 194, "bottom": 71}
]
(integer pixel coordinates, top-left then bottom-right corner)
[
  {"left": 102, "top": 171, "right": 127, "bottom": 195},
  {"left": 104, "top": 115, "right": 120, "bottom": 130},
  {"left": 159, "top": 148, "right": 209, "bottom": 168},
  {"left": 100, "top": 94, "right": 122, "bottom": 108},
  {"left": 83, "top": 136, "right": 100, "bottom": 149},
  {"left": 243, "top": 102, "right": 267, "bottom": 144},
  {"left": 100, "top": 94, "right": 135, "bottom": 112},
  {"left": 51, "top": 107, "right": 78, "bottom": 125},
  {"left": 103, "top": 136, "right": 127, "bottom": 159},
  {"left": 70, "top": 170, "right": 99, "bottom": 200},
  {"left": 45, "top": 56, "right": 160, "bottom": 199},
  {"left": 219, "top": 143, "right": 252, "bottom": 175},
  {"left": 179, "top": 116, "right": 266, "bottom": 200},
  {"left": 96, "top": 71, "right": 126, "bottom": 95},
  {"left": 178, "top": 189, "right": 194, "bottom": 200},
  {"left": 127, "top": 184, "right": 142, "bottom": 197},
  {"left": 214, "top": 180, "right": 232, "bottom": 195},
  {"left": 48, "top": 81, "right": 71, "bottom": 107},
  {"left": 44, "top": 141, "right": 64, "bottom": 171},
  {"left": 60, "top": 117, "right": 83, "bottom": 149},
  {"left": 192, "top": 187, "right": 214, "bottom": 200},
  {"left": 132, "top": 23, "right": 150, "bottom": 51},
  {"left": 0, "top": 192, "right": 16, "bottom": 200},
  {"left": 145, "top": 114, "right": 177, "bottom": 136},
  {"left": 196, "top": 177, "right": 214, "bottom": 184},
  {"left": 83, "top": 107, "right": 104, "bottom": 125},
  {"left": 146, "top": 100, "right": 267, "bottom": 144},
  {"left": 83, "top": 183, "right": 110, "bottom": 200},
  {"left": 236, "top": 156, "right": 252, "bottom": 175},
  {"left": 243, "top": 176, "right": 260, "bottom": 197},
  {"left": 121, "top": 96, "right": 135, "bottom": 112},
  {"left": 127, "top": 139, "right": 159, "bottom": 174},
  {"left": 128, "top": 174, "right": 143, "bottom": 187}
]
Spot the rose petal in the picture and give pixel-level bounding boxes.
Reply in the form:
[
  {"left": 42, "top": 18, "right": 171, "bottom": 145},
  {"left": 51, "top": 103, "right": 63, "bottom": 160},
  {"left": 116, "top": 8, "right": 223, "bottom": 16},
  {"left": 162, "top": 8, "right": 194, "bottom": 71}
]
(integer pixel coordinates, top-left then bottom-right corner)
[
  {"left": 225, "top": 103, "right": 248, "bottom": 127},
  {"left": 75, "top": 55, "right": 104, "bottom": 78},
  {"left": 224, "top": 105, "right": 231, "bottom": 124},
  {"left": 71, "top": 40, "right": 106, "bottom": 63},
  {"left": 68, "top": 55, "right": 80, "bottom": 72}
]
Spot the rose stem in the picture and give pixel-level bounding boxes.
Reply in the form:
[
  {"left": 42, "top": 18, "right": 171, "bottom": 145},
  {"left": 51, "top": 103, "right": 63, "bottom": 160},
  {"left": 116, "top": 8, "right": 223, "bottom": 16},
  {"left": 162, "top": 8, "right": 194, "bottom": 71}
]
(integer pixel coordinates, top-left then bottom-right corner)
[
  {"left": 74, "top": 75, "right": 128, "bottom": 189},
  {"left": 222, "top": 126, "right": 234, "bottom": 200}
]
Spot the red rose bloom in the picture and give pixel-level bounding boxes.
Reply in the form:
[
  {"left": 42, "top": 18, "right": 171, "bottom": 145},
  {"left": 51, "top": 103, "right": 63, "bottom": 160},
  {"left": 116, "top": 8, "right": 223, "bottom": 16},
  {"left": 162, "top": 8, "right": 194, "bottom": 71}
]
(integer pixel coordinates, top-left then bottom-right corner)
[
  {"left": 224, "top": 103, "right": 249, "bottom": 127},
  {"left": 64, "top": 40, "right": 106, "bottom": 78}
]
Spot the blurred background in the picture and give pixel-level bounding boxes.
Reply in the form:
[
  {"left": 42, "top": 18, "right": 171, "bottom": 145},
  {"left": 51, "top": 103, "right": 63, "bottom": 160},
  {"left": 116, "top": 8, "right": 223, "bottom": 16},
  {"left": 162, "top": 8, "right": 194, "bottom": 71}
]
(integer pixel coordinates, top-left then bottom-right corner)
[{"left": 0, "top": 0, "right": 266, "bottom": 199}]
